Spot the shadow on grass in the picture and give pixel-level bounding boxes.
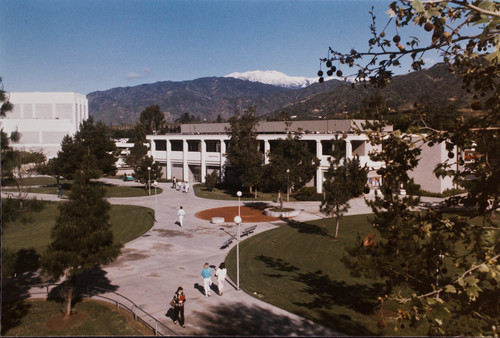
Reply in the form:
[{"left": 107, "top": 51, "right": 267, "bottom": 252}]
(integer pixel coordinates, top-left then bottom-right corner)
[
  {"left": 47, "top": 267, "right": 119, "bottom": 306},
  {"left": 192, "top": 302, "right": 338, "bottom": 336},
  {"left": 1, "top": 270, "right": 43, "bottom": 335},
  {"left": 242, "top": 201, "right": 272, "bottom": 210},
  {"left": 253, "top": 255, "right": 383, "bottom": 336},
  {"left": 283, "top": 218, "right": 329, "bottom": 236}
]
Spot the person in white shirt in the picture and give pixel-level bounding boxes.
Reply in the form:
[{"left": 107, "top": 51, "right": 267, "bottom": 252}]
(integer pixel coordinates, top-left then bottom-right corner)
[
  {"left": 215, "top": 262, "right": 227, "bottom": 296},
  {"left": 177, "top": 206, "right": 185, "bottom": 227}
]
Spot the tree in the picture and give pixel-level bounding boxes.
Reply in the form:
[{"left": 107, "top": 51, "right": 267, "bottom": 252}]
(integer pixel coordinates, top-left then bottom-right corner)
[
  {"left": 51, "top": 117, "right": 117, "bottom": 180},
  {"left": 133, "top": 156, "right": 162, "bottom": 191},
  {"left": 41, "top": 159, "right": 121, "bottom": 318},
  {"left": 139, "top": 105, "right": 166, "bottom": 135},
  {"left": 204, "top": 171, "right": 219, "bottom": 192},
  {"left": 346, "top": 155, "right": 368, "bottom": 197},
  {"left": 1, "top": 77, "right": 15, "bottom": 183},
  {"left": 320, "top": 137, "right": 351, "bottom": 239},
  {"left": 226, "top": 108, "right": 264, "bottom": 197},
  {"left": 9, "top": 150, "right": 46, "bottom": 208},
  {"left": 323, "top": 1, "right": 500, "bottom": 335},
  {"left": 264, "top": 132, "right": 320, "bottom": 196}
]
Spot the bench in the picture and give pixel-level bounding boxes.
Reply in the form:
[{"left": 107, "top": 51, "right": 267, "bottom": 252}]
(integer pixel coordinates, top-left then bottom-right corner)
[
  {"left": 220, "top": 235, "right": 237, "bottom": 249},
  {"left": 240, "top": 225, "right": 257, "bottom": 237}
]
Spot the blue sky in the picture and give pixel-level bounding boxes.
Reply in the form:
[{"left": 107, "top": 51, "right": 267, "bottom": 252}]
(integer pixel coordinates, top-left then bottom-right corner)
[{"left": 1, "top": 0, "right": 436, "bottom": 95}]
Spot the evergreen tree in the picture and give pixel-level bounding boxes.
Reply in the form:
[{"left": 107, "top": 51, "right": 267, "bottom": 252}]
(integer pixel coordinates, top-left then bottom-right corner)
[
  {"left": 320, "top": 137, "right": 351, "bottom": 238},
  {"left": 226, "top": 107, "right": 264, "bottom": 197},
  {"left": 264, "top": 132, "right": 320, "bottom": 196},
  {"left": 41, "top": 164, "right": 122, "bottom": 319}
]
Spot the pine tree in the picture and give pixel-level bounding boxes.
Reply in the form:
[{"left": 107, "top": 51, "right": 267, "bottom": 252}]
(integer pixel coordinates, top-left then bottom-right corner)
[{"left": 41, "top": 162, "right": 122, "bottom": 319}]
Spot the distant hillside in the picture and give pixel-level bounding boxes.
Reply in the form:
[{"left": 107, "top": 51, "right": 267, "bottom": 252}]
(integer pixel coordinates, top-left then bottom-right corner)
[
  {"left": 88, "top": 76, "right": 342, "bottom": 125},
  {"left": 272, "top": 63, "right": 474, "bottom": 119}
]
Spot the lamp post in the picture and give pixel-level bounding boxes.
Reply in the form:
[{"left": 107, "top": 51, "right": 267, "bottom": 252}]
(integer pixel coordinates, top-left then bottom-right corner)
[
  {"left": 147, "top": 166, "right": 151, "bottom": 195},
  {"left": 286, "top": 169, "right": 290, "bottom": 202},
  {"left": 235, "top": 190, "right": 242, "bottom": 290},
  {"left": 153, "top": 180, "right": 158, "bottom": 221}
]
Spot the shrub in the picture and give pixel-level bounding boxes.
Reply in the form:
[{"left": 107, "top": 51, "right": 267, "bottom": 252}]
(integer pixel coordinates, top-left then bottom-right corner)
[{"left": 293, "top": 187, "right": 322, "bottom": 201}]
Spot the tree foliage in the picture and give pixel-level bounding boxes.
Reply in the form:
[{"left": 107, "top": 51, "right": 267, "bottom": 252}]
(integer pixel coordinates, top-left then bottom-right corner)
[
  {"left": 226, "top": 107, "right": 264, "bottom": 196},
  {"left": 264, "top": 132, "right": 320, "bottom": 195},
  {"left": 138, "top": 104, "right": 166, "bottom": 135},
  {"left": 48, "top": 117, "right": 117, "bottom": 180},
  {"left": 322, "top": 1, "right": 500, "bottom": 335},
  {"left": 41, "top": 167, "right": 122, "bottom": 318}
]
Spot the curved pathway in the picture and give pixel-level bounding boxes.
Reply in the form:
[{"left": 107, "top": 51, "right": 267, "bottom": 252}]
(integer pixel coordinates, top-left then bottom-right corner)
[{"left": 16, "top": 179, "right": 444, "bottom": 336}]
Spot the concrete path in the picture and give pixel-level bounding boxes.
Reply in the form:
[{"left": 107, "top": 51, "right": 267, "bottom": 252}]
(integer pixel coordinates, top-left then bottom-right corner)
[{"left": 12, "top": 180, "right": 444, "bottom": 336}]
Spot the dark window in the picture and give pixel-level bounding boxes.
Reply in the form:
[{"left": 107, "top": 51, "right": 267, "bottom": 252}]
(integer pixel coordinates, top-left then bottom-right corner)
[
  {"left": 205, "top": 140, "right": 219, "bottom": 152},
  {"left": 171, "top": 140, "right": 183, "bottom": 151},
  {"left": 154, "top": 140, "right": 166, "bottom": 151},
  {"left": 188, "top": 140, "right": 199, "bottom": 152}
]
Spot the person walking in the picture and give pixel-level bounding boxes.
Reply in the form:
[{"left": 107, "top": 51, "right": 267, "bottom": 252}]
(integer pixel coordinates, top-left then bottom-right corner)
[
  {"left": 172, "top": 177, "right": 176, "bottom": 189},
  {"left": 177, "top": 206, "right": 185, "bottom": 227},
  {"left": 171, "top": 286, "right": 186, "bottom": 328},
  {"left": 57, "top": 184, "right": 63, "bottom": 198},
  {"left": 201, "top": 263, "right": 212, "bottom": 297},
  {"left": 215, "top": 262, "right": 227, "bottom": 296}
]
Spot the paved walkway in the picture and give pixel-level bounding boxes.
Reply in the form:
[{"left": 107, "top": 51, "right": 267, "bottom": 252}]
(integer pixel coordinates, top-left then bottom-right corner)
[{"left": 14, "top": 179, "right": 443, "bottom": 336}]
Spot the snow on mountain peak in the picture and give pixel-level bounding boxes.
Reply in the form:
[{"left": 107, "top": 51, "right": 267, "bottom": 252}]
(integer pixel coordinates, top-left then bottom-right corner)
[{"left": 225, "top": 70, "right": 317, "bottom": 89}]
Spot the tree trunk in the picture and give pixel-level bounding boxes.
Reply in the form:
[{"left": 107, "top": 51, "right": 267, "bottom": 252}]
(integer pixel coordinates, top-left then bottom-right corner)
[
  {"left": 254, "top": 187, "right": 258, "bottom": 199},
  {"left": 64, "top": 279, "right": 75, "bottom": 319},
  {"left": 335, "top": 217, "right": 340, "bottom": 239}
]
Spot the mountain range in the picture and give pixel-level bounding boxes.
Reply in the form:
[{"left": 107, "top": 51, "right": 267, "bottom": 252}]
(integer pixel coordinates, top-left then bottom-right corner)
[{"left": 88, "top": 64, "right": 473, "bottom": 125}]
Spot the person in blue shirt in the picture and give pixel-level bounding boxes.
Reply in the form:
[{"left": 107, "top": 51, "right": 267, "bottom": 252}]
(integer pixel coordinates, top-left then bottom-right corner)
[{"left": 201, "top": 263, "right": 212, "bottom": 297}]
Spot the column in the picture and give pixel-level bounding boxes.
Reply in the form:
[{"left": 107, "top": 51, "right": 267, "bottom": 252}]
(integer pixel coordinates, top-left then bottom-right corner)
[
  {"left": 200, "top": 140, "right": 206, "bottom": 183},
  {"left": 264, "top": 140, "right": 270, "bottom": 164},
  {"left": 166, "top": 140, "right": 172, "bottom": 180},
  {"left": 220, "top": 139, "right": 226, "bottom": 182},
  {"left": 182, "top": 140, "right": 188, "bottom": 181},
  {"left": 315, "top": 140, "right": 323, "bottom": 193},
  {"left": 346, "top": 139, "right": 353, "bottom": 159}
]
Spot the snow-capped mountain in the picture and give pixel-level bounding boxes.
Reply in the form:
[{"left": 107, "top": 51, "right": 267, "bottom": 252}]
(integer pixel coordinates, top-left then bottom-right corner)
[{"left": 225, "top": 70, "right": 317, "bottom": 89}]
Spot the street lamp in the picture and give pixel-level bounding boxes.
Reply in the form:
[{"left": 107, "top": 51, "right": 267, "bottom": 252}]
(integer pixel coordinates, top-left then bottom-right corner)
[
  {"left": 153, "top": 180, "right": 158, "bottom": 221},
  {"left": 286, "top": 169, "right": 290, "bottom": 202},
  {"left": 234, "top": 214, "right": 242, "bottom": 291},
  {"left": 235, "top": 190, "right": 242, "bottom": 291},
  {"left": 147, "top": 166, "right": 151, "bottom": 195}
]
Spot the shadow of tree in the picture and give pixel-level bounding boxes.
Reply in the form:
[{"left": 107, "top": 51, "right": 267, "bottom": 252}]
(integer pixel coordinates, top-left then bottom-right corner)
[
  {"left": 1, "top": 270, "right": 44, "bottom": 334},
  {"left": 242, "top": 202, "right": 272, "bottom": 210},
  {"left": 47, "top": 266, "right": 119, "bottom": 304},
  {"left": 252, "top": 255, "right": 382, "bottom": 336},
  {"left": 283, "top": 218, "right": 329, "bottom": 236},
  {"left": 192, "top": 302, "right": 339, "bottom": 336},
  {"left": 293, "top": 270, "right": 384, "bottom": 315}
]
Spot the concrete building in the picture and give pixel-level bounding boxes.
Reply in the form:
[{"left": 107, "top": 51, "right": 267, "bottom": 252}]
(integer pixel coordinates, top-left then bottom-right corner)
[
  {"left": 147, "top": 120, "right": 458, "bottom": 194},
  {"left": 1, "top": 92, "right": 88, "bottom": 158}
]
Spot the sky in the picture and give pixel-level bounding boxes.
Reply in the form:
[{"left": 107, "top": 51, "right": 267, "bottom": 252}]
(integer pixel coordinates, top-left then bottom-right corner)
[{"left": 1, "top": 0, "right": 438, "bottom": 95}]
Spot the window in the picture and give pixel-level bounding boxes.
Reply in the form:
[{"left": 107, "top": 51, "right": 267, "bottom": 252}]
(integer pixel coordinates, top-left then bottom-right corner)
[
  {"left": 188, "top": 140, "right": 200, "bottom": 152},
  {"left": 171, "top": 140, "right": 183, "bottom": 151},
  {"left": 154, "top": 140, "right": 167, "bottom": 151}
]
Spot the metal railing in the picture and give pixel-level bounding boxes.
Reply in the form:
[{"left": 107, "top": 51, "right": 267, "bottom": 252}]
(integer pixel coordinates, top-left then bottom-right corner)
[{"left": 24, "top": 283, "right": 177, "bottom": 336}]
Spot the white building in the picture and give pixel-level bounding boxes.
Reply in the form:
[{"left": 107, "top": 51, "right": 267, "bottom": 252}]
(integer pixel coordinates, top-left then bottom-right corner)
[
  {"left": 147, "top": 120, "right": 458, "bottom": 194},
  {"left": 1, "top": 92, "right": 88, "bottom": 158}
]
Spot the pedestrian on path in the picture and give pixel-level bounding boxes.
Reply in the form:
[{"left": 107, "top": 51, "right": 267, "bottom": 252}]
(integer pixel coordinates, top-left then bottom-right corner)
[
  {"left": 57, "top": 184, "right": 63, "bottom": 198},
  {"left": 177, "top": 206, "right": 185, "bottom": 227},
  {"left": 215, "top": 262, "right": 227, "bottom": 296},
  {"left": 177, "top": 180, "right": 181, "bottom": 191},
  {"left": 171, "top": 286, "right": 186, "bottom": 328},
  {"left": 172, "top": 177, "right": 176, "bottom": 189},
  {"left": 201, "top": 262, "right": 212, "bottom": 297}
]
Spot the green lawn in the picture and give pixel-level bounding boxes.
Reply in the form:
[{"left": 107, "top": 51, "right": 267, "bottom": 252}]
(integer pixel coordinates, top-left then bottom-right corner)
[
  {"left": 225, "top": 214, "right": 428, "bottom": 336},
  {"left": 193, "top": 183, "right": 292, "bottom": 201},
  {"left": 2, "top": 201, "right": 154, "bottom": 273},
  {"left": 2, "top": 299, "right": 153, "bottom": 336},
  {"left": 4, "top": 179, "right": 162, "bottom": 198}
]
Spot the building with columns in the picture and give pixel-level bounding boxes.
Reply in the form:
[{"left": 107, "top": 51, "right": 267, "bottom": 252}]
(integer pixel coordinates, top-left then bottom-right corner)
[
  {"left": 1, "top": 92, "right": 88, "bottom": 158},
  {"left": 147, "top": 119, "right": 459, "bottom": 194}
]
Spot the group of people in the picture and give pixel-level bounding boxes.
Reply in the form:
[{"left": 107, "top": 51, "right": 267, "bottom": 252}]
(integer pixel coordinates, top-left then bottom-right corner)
[
  {"left": 171, "top": 177, "right": 189, "bottom": 193},
  {"left": 170, "top": 262, "right": 227, "bottom": 328}
]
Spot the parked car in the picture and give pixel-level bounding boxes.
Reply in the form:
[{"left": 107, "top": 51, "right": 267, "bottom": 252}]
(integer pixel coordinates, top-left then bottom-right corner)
[{"left": 122, "top": 173, "right": 134, "bottom": 181}]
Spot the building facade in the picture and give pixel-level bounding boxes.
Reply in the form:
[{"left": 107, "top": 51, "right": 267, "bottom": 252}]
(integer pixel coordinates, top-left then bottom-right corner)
[
  {"left": 1, "top": 92, "right": 88, "bottom": 158},
  {"left": 147, "top": 120, "right": 458, "bottom": 194}
]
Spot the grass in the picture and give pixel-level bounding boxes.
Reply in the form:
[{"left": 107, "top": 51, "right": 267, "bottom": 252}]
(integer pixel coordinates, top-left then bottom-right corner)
[
  {"left": 2, "top": 299, "right": 153, "bottom": 336},
  {"left": 4, "top": 178, "right": 162, "bottom": 198},
  {"left": 193, "top": 183, "right": 296, "bottom": 201},
  {"left": 225, "top": 214, "right": 429, "bottom": 336},
  {"left": 2, "top": 201, "right": 154, "bottom": 268}
]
